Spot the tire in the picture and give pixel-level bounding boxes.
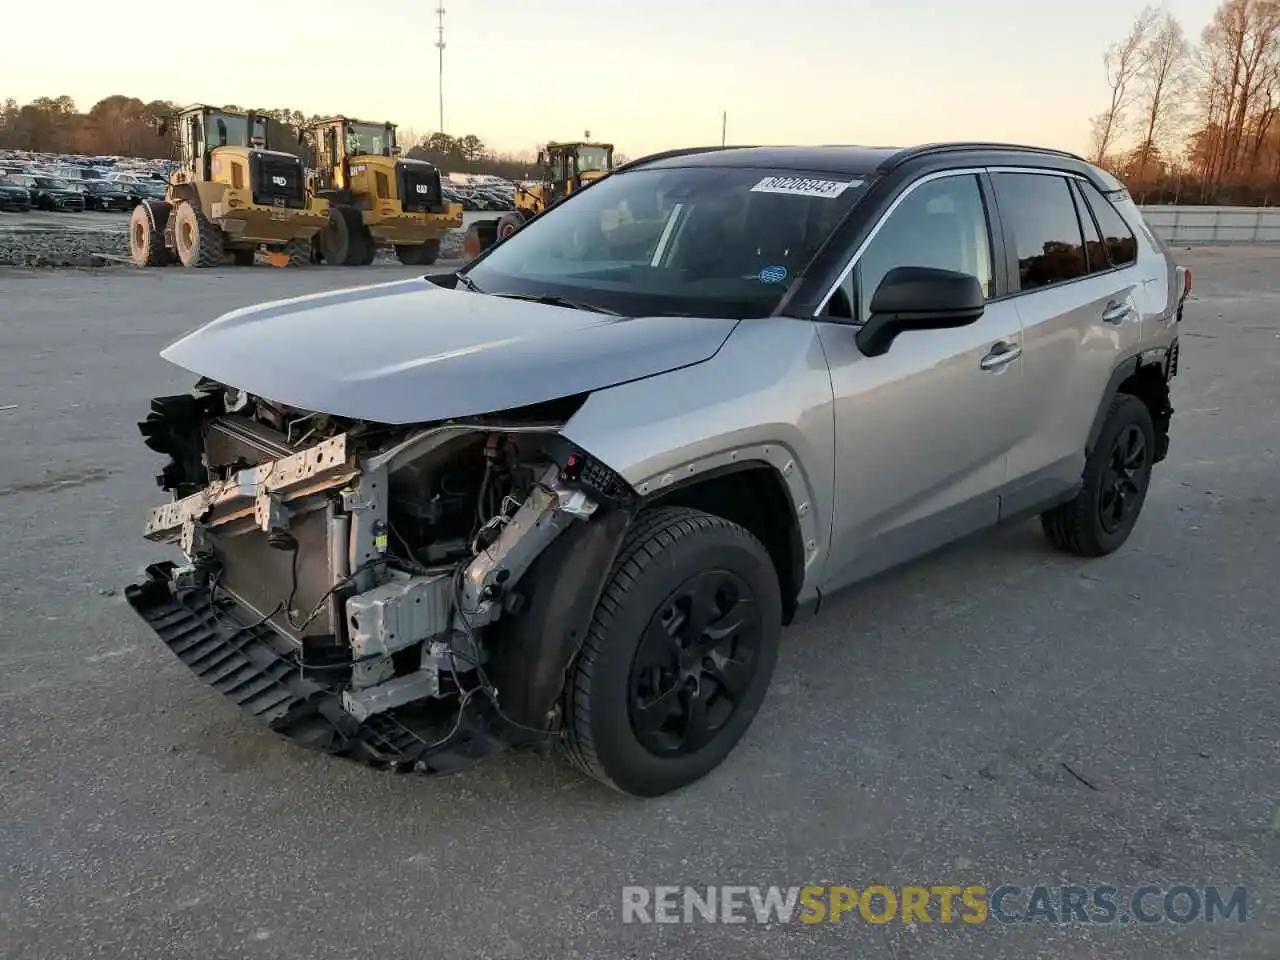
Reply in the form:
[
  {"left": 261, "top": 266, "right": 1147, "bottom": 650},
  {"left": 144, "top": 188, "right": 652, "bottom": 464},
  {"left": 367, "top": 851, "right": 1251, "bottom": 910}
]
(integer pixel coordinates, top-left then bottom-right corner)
[
  {"left": 358, "top": 233, "right": 377, "bottom": 265},
  {"left": 496, "top": 212, "right": 524, "bottom": 240},
  {"left": 129, "top": 203, "right": 168, "bottom": 267},
  {"left": 1042, "top": 393, "right": 1156, "bottom": 557},
  {"left": 284, "top": 238, "right": 311, "bottom": 267},
  {"left": 172, "top": 200, "right": 224, "bottom": 268},
  {"left": 394, "top": 238, "right": 441, "bottom": 266},
  {"left": 318, "top": 207, "right": 366, "bottom": 265},
  {"left": 230, "top": 248, "right": 255, "bottom": 266},
  {"left": 562, "top": 507, "right": 783, "bottom": 797}
]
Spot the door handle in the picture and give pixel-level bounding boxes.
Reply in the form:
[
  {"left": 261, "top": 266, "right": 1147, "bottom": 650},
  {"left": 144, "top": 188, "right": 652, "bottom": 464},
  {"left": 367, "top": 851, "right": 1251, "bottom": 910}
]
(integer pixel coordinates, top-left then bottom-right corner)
[
  {"left": 1102, "top": 300, "right": 1132, "bottom": 324},
  {"left": 980, "top": 341, "right": 1021, "bottom": 372}
]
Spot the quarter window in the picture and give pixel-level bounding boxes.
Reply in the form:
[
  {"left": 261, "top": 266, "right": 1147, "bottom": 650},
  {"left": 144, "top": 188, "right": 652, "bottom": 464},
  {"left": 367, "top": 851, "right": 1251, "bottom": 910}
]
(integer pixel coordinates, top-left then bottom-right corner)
[
  {"left": 1077, "top": 179, "right": 1138, "bottom": 267},
  {"left": 855, "top": 174, "right": 994, "bottom": 322},
  {"left": 1069, "top": 180, "right": 1108, "bottom": 274},
  {"left": 991, "top": 173, "right": 1087, "bottom": 292}
]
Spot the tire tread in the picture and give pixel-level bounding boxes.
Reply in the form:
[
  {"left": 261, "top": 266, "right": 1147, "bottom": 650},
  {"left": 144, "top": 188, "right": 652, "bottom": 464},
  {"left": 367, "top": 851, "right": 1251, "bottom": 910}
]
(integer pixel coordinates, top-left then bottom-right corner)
[{"left": 562, "top": 506, "right": 768, "bottom": 791}]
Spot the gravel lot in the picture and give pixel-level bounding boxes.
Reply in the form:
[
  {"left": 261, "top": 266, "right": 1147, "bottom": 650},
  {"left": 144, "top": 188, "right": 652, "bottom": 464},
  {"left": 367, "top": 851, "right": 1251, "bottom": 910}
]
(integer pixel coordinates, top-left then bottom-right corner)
[
  {"left": 0, "top": 208, "right": 486, "bottom": 266},
  {"left": 1, "top": 248, "right": 1277, "bottom": 960}
]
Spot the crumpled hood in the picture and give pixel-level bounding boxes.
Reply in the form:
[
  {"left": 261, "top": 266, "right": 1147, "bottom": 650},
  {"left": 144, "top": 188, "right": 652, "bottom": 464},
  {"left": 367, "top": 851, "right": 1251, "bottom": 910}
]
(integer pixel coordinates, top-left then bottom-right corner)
[{"left": 160, "top": 277, "right": 740, "bottom": 424}]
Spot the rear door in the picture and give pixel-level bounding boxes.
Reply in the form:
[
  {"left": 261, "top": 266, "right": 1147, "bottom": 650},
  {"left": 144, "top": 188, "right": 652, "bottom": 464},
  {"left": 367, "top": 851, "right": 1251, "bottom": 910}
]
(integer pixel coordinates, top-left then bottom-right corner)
[{"left": 991, "top": 170, "right": 1141, "bottom": 514}]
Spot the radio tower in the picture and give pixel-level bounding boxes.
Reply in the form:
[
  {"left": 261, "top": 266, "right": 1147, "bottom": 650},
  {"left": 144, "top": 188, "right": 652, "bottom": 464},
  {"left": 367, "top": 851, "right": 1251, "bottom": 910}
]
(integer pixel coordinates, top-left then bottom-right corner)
[{"left": 435, "top": 5, "right": 446, "bottom": 133}]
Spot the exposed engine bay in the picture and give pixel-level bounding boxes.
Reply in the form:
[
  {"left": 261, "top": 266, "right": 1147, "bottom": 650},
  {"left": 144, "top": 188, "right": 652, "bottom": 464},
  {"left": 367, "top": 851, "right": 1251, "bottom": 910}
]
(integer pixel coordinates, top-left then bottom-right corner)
[{"left": 125, "top": 378, "right": 635, "bottom": 772}]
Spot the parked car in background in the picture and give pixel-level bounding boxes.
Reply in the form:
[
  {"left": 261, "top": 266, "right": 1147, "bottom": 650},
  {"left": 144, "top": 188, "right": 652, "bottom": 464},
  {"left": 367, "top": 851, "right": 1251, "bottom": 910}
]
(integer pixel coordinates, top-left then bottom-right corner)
[
  {"left": 0, "top": 176, "right": 33, "bottom": 211},
  {"left": 82, "top": 180, "right": 135, "bottom": 211},
  {"left": 7, "top": 174, "right": 86, "bottom": 211}
]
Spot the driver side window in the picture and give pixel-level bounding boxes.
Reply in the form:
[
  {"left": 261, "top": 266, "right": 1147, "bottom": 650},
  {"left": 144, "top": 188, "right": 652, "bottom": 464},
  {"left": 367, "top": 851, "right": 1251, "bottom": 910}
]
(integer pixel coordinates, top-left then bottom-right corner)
[{"left": 855, "top": 174, "right": 994, "bottom": 322}]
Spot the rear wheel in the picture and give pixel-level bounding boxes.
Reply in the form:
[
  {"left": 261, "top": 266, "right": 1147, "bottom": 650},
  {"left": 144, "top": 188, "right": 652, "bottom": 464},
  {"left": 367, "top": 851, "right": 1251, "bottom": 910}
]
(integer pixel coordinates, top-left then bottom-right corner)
[
  {"left": 129, "top": 203, "right": 169, "bottom": 267},
  {"left": 318, "top": 207, "right": 367, "bottom": 265},
  {"left": 562, "top": 507, "right": 783, "bottom": 797},
  {"left": 172, "top": 200, "right": 224, "bottom": 268},
  {"left": 1042, "top": 393, "right": 1156, "bottom": 557}
]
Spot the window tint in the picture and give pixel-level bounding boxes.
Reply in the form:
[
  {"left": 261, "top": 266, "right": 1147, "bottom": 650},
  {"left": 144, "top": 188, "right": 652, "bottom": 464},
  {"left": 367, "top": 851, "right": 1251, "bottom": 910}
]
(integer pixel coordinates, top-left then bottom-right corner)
[
  {"left": 992, "top": 173, "right": 1087, "bottom": 292},
  {"left": 1078, "top": 179, "right": 1138, "bottom": 267},
  {"left": 1070, "top": 180, "right": 1108, "bottom": 274},
  {"left": 856, "top": 174, "right": 993, "bottom": 321}
]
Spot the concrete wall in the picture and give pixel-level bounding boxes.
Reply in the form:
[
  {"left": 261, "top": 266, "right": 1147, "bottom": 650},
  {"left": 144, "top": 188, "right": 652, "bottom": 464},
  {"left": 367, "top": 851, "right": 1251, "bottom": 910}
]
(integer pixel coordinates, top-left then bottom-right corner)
[{"left": 1138, "top": 205, "right": 1280, "bottom": 245}]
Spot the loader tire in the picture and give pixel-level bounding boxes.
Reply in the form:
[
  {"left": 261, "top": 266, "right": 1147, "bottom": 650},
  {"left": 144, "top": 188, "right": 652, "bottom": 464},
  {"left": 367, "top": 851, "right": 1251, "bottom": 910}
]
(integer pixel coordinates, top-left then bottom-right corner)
[
  {"left": 394, "top": 239, "right": 441, "bottom": 266},
  {"left": 358, "top": 234, "right": 377, "bottom": 265},
  {"left": 172, "top": 200, "right": 223, "bottom": 268},
  {"left": 129, "top": 203, "right": 168, "bottom": 267},
  {"left": 496, "top": 212, "right": 524, "bottom": 241},
  {"left": 318, "top": 207, "right": 366, "bottom": 266},
  {"left": 284, "top": 238, "right": 311, "bottom": 267}
]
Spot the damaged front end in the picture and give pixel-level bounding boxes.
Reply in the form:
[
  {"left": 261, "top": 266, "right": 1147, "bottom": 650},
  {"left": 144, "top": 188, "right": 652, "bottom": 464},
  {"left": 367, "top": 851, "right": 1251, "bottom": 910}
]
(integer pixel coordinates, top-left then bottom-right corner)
[{"left": 125, "top": 381, "right": 636, "bottom": 773}]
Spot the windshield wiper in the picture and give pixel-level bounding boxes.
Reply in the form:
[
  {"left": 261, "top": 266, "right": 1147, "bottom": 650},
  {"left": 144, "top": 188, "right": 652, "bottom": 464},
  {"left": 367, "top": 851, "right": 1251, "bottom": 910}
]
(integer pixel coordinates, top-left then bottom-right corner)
[
  {"left": 455, "top": 271, "right": 480, "bottom": 292},
  {"left": 490, "top": 292, "right": 621, "bottom": 315}
]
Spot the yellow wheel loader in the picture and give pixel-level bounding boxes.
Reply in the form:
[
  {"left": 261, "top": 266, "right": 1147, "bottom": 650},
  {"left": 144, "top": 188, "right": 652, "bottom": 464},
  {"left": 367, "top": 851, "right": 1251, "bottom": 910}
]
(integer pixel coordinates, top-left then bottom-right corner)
[
  {"left": 463, "top": 140, "right": 614, "bottom": 258},
  {"left": 302, "top": 117, "right": 463, "bottom": 266},
  {"left": 128, "top": 104, "right": 329, "bottom": 269}
]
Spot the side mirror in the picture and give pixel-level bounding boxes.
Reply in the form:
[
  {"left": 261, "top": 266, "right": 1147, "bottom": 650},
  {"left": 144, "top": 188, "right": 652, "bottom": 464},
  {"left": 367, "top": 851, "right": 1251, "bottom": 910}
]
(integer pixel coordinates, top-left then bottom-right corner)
[{"left": 855, "top": 266, "right": 986, "bottom": 357}]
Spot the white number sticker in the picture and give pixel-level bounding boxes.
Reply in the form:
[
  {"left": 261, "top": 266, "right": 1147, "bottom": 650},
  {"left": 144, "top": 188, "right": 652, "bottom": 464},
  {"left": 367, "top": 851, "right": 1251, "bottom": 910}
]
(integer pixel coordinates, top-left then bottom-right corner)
[{"left": 750, "top": 176, "right": 862, "bottom": 199}]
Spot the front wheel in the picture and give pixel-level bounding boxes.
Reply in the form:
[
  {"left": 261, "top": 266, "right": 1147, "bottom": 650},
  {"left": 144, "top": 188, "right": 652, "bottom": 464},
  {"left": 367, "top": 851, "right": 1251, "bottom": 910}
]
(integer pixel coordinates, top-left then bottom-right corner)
[
  {"left": 562, "top": 507, "right": 782, "bottom": 797},
  {"left": 1042, "top": 393, "right": 1156, "bottom": 557}
]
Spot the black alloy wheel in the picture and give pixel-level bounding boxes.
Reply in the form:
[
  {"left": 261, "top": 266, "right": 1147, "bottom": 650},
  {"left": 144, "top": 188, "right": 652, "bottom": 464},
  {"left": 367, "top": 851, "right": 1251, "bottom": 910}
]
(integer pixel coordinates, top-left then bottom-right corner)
[
  {"left": 1098, "top": 423, "right": 1149, "bottom": 534},
  {"left": 628, "top": 569, "right": 762, "bottom": 757}
]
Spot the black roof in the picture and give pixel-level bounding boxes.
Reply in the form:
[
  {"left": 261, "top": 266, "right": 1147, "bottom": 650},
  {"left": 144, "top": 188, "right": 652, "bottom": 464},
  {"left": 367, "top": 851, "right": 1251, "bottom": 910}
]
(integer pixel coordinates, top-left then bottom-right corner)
[{"left": 621, "top": 142, "right": 1122, "bottom": 191}]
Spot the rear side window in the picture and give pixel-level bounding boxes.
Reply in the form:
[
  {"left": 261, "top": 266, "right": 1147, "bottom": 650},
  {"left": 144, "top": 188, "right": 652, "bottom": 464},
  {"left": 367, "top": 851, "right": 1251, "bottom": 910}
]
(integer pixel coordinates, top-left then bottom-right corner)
[
  {"left": 992, "top": 172, "right": 1087, "bottom": 292},
  {"left": 1069, "top": 180, "right": 1108, "bottom": 274},
  {"left": 1077, "top": 179, "right": 1138, "bottom": 267}
]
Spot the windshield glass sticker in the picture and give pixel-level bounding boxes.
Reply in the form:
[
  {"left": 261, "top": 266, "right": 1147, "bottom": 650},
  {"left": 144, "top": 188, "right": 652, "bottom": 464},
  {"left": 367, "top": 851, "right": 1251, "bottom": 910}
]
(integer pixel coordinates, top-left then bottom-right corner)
[
  {"left": 750, "top": 176, "right": 863, "bottom": 199},
  {"left": 758, "top": 265, "right": 788, "bottom": 284}
]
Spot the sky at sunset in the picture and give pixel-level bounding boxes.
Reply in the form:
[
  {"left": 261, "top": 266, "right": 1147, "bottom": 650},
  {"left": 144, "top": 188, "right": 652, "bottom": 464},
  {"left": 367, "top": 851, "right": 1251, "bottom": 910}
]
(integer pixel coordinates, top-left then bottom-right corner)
[{"left": 1, "top": 0, "right": 1222, "bottom": 158}]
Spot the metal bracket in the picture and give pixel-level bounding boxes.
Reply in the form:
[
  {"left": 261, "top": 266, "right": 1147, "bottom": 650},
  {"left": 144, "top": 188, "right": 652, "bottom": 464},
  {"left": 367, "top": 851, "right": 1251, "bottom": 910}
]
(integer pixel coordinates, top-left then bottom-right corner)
[{"left": 456, "top": 464, "right": 598, "bottom": 629}]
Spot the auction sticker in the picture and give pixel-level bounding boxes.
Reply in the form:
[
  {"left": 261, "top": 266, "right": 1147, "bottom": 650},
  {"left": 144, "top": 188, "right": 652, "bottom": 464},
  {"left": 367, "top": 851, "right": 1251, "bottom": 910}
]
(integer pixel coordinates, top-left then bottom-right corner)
[{"left": 750, "top": 176, "right": 863, "bottom": 199}]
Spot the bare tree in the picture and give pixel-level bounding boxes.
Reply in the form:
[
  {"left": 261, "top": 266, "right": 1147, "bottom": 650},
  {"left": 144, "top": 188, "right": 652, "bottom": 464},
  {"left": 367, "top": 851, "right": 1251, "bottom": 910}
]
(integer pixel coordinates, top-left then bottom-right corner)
[
  {"left": 1090, "top": 6, "right": 1160, "bottom": 165},
  {"left": 1131, "top": 10, "right": 1192, "bottom": 185}
]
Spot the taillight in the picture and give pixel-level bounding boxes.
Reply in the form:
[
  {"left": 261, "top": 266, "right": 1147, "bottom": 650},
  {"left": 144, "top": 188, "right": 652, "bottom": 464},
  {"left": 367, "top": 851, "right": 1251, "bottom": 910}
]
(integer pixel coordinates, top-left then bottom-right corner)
[{"left": 1183, "top": 267, "right": 1192, "bottom": 298}]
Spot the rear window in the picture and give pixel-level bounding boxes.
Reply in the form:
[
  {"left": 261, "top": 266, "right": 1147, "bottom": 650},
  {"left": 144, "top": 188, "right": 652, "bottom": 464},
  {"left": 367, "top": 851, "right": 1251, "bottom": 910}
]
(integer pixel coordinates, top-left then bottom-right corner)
[{"left": 463, "top": 165, "right": 870, "bottom": 318}]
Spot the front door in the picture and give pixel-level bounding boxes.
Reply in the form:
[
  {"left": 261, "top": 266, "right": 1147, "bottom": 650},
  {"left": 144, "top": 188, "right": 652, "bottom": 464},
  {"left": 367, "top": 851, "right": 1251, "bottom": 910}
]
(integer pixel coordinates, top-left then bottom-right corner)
[{"left": 817, "top": 171, "right": 1026, "bottom": 592}]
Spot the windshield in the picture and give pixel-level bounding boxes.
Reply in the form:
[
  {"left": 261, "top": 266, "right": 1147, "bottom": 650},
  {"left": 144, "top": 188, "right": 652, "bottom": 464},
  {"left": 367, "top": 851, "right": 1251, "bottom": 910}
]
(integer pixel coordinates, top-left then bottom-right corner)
[
  {"left": 463, "top": 166, "right": 869, "bottom": 318},
  {"left": 36, "top": 177, "right": 71, "bottom": 189},
  {"left": 577, "top": 145, "right": 611, "bottom": 173},
  {"left": 346, "top": 122, "right": 394, "bottom": 156}
]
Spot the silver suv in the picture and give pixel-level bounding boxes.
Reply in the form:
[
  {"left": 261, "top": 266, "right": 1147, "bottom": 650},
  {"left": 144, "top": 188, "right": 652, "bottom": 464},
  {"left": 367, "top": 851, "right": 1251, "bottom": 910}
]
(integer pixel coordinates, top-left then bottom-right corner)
[{"left": 126, "top": 142, "right": 1188, "bottom": 797}]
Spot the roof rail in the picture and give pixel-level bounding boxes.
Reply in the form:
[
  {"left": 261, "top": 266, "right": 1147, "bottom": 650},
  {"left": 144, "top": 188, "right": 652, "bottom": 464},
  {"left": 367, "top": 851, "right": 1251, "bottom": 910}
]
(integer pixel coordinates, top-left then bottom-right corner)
[
  {"left": 615, "top": 145, "right": 759, "bottom": 172},
  {"left": 878, "top": 141, "right": 1088, "bottom": 173}
]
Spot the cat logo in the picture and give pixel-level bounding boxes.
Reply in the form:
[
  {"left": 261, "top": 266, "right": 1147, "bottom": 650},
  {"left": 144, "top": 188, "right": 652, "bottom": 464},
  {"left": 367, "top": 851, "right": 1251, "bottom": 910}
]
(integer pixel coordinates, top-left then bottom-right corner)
[
  {"left": 271, "top": 175, "right": 288, "bottom": 187},
  {"left": 415, "top": 184, "right": 431, "bottom": 194}
]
